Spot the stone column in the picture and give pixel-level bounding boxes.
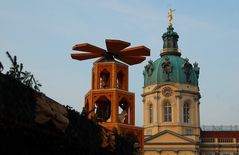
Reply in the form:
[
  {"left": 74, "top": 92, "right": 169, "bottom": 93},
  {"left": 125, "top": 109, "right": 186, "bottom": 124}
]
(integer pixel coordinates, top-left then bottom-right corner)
[
  {"left": 143, "top": 97, "right": 146, "bottom": 127},
  {"left": 175, "top": 95, "right": 181, "bottom": 125},
  {"left": 197, "top": 101, "right": 200, "bottom": 127},
  {"left": 155, "top": 92, "right": 160, "bottom": 126}
]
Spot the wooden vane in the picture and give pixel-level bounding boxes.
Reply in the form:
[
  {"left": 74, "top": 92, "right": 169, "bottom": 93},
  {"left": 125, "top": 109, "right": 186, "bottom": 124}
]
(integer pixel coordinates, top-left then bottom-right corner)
[{"left": 71, "top": 39, "right": 150, "bottom": 65}]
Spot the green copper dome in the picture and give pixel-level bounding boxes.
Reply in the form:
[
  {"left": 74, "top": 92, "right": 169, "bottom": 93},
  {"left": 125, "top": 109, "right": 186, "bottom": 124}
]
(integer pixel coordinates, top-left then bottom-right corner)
[{"left": 143, "top": 25, "right": 200, "bottom": 87}]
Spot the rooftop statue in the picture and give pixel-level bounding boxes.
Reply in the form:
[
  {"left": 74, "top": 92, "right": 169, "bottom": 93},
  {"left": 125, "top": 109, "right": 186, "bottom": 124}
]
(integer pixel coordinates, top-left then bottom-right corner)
[{"left": 168, "top": 8, "right": 175, "bottom": 26}]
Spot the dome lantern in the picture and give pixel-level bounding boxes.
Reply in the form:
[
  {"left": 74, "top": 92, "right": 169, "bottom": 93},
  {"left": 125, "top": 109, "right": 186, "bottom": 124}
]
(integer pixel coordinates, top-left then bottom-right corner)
[
  {"left": 161, "top": 9, "right": 181, "bottom": 57},
  {"left": 143, "top": 9, "right": 200, "bottom": 87},
  {"left": 161, "top": 25, "right": 181, "bottom": 57}
]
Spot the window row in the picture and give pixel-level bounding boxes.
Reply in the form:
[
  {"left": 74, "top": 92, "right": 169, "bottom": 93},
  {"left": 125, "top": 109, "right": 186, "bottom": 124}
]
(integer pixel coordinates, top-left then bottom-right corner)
[
  {"left": 148, "top": 102, "right": 191, "bottom": 123},
  {"left": 86, "top": 96, "right": 132, "bottom": 124},
  {"left": 99, "top": 69, "right": 124, "bottom": 89}
]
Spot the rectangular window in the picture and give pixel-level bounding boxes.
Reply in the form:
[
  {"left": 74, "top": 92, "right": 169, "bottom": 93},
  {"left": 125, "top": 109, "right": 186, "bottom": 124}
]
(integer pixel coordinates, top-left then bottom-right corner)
[
  {"left": 185, "top": 129, "right": 193, "bottom": 135},
  {"left": 164, "top": 103, "right": 172, "bottom": 122},
  {"left": 149, "top": 104, "right": 153, "bottom": 124},
  {"left": 183, "top": 103, "right": 190, "bottom": 123},
  {"left": 146, "top": 129, "right": 152, "bottom": 135}
]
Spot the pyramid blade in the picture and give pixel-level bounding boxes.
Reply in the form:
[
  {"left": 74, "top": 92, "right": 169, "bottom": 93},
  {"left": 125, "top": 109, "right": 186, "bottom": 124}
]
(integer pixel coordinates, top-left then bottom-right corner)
[
  {"left": 119, "top": 46, "right": 150, "bottom": 56},
  {"left": 105, "top": 39, "right": 131, "bottom": 53},
  {"left": 72, "top": 43, "right": 106, "bottom": 55},
  {"left": 71, "top": 53, "right": 101, "bottom": 60},
  {"left": 115, "top": 55, "right": 146, "bottom": 65}
]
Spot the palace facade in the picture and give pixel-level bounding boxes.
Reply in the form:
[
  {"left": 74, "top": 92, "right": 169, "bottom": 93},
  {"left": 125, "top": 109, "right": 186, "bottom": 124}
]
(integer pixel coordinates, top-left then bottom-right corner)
[{"left": 142, "top": 20, "right": 239, "bottom": 155}]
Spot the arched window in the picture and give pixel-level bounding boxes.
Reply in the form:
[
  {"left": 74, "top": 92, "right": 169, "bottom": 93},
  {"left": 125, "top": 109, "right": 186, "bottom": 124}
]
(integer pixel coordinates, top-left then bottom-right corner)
[
  {"left": 117, "top": 71, "right": 123, "bottom": 89},
  {"left": 183, "top": 103, "right": 190, "bottom": 123},
  {"left": 119, "top": 98, "right": 129, "bottom": 124},
  {"left": 100, "top": 69, "right": 110, "bottom": 89},
  {"left": 149, "top": 104, "right": 153, "bottom": 124},
  {"left": 164, "top": 102, "right": 172, "bottom": 122},
  {"left": 95, "top": 96, "right": 111, "bottom": 122}
]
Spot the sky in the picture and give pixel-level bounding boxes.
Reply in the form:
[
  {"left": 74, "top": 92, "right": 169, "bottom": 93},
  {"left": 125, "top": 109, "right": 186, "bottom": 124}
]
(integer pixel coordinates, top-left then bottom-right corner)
[{"left": 0, "top": 0, "right": 239, "bottom": 126}]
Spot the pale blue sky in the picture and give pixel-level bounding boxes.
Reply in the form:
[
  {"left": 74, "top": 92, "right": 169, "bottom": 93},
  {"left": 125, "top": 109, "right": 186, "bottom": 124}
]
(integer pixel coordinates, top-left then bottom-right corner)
[{"left": 0, "top": 0, "right": 239, "bottom": 126}]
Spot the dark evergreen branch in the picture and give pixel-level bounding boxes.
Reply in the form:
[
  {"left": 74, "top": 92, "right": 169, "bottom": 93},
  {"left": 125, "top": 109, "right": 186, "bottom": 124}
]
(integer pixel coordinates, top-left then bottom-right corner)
[
  {"left": 5, "top": 51, "right": 42, "bottom": 92},
  {"left": 0, "top": 62, "right": 3, "bottom": 72}
]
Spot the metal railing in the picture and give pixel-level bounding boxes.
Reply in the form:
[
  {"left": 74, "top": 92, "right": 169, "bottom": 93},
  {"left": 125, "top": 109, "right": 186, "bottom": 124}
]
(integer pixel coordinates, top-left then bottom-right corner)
[
  {"left": 201, "top": 125, "right": 239, "bottom": 131},
  {"left": 218, "top": 138, "right": 233, "bottom": 143},
  {"left": 160, "top": 48, "right": 181, "bottom": 53},
  {"left": 201, "top": 138, "right": 215, "bottom": 143}
]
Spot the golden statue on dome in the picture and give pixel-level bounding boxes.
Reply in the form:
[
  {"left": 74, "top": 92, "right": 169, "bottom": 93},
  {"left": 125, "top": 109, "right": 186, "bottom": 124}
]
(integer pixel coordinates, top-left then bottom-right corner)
[{"left": 168, "top": 8, "right": 175, "bottom": 26}]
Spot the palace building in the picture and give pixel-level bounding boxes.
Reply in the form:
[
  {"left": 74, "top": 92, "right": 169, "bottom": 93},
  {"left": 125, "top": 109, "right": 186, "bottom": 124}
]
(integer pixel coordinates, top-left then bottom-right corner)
[{"left": 142, "top": 10, "right": 239, "bottom": 155}]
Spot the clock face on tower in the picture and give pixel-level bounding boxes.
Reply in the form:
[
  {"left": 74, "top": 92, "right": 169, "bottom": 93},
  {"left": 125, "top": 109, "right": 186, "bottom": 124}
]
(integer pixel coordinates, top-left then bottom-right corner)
[{"left": 162, "top": 87, "right": 173, "bottom": 97}]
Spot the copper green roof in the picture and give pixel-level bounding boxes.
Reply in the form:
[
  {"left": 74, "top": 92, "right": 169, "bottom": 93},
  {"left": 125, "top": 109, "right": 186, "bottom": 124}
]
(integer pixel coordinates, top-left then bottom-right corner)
[{"left": 143, "top": 25, "right": 200, "bottom": 87}]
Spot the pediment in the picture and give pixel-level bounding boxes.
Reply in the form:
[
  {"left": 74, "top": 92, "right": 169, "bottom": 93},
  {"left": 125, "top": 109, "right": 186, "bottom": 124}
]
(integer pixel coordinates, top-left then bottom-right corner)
[{"left": 145, "top": 130, "right": 196, "bottom": 144}]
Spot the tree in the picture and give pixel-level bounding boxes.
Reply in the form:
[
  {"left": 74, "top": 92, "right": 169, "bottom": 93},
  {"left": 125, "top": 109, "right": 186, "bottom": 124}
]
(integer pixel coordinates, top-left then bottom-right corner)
[
  {"left": 0, "top": 62, "right": 3, "bottom": 72},
  {"left": 5, "top": 51, "right": 42, "bottom": 92},
  {"left": 112, "top": 128, "right": 140, "bottom": 155}
]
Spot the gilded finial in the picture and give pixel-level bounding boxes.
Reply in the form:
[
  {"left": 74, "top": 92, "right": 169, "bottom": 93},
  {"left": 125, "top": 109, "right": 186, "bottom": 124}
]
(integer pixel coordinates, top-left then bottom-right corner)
[{"left": 168, "top": 8, "right": 175, "bottom": 26}]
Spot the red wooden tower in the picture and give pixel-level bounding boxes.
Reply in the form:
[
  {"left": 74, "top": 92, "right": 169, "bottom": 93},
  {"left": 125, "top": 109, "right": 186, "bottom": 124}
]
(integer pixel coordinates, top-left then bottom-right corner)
[{"left": 71, "top": 39, "right": 150, "bottom": 150}]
